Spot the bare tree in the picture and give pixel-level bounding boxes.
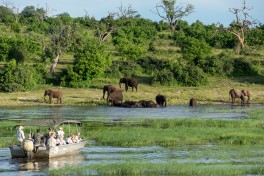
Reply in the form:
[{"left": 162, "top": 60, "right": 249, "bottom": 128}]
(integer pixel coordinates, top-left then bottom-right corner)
[
  {"left": 155, "top": 0, "right": 194, "bottom": 33},
  {"left": 96, "top": 12, "right": 116, "bottom": 45},
  {"left": 226, "top": 0, "right": 257, "bottom": 53},
  {"left": 117, "top": 3, "right": 138, "bottom": 18}
]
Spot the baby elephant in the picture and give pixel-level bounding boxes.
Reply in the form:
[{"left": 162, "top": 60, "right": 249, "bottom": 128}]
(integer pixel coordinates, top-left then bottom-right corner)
[{"left": 44, "top": 89, "right": 63, "bottom": 104}]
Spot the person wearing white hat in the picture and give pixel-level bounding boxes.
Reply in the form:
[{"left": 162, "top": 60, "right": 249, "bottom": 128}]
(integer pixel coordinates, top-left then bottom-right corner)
[{"left": 16, "top": 125, "right": 25, "bottom": 145}]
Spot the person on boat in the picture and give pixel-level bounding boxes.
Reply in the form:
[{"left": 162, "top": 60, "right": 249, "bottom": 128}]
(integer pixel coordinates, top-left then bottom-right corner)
[
  {"left": 39, "top": 136, "right": 46, "bottom": 147},
  {"left": 66, "top": 135, "right": 73, "bottom": 144},
  {"left": 71, "top": 135, "right": 77, "bottom": 143},
  {"left": 33, "top": 129, "right": 43, "bottom": 152},
  {"left": 33, "top": 129, "right": 43, "bottom": 146},
  {"left": 57, "top": 127, "right": 64, "bottom": 139},
  {"left": 16, "top": 125, "right": 25, "bottom": 145},
  {"left": 47, "top": 132, "right": 56, "bottom": 147},
  {"left": 28, "top": 133, "right": 34, "bottom": 142},
  {"left": 75, "top": 132, "right": 82, "bottom": 143},
  {"left": 57, "top": 127, "right": 65, "bottom": 145}
]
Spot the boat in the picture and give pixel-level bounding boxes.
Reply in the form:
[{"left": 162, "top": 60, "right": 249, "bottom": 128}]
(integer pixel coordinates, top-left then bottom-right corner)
[{"left": 9, "top": 119, "right": 87, "bottom": 158}]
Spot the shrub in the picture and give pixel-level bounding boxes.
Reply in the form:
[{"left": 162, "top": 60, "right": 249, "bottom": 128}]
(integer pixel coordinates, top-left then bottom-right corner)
[
  {"left": 61, "top": 39, "right": 112, "bottom": 88},
  {"left": 104, "top": 60, "right": 143, "bottom": 78},
  {"left": 232, "top": 58, "right": 260, "bottom": 76},
  {"left": 0, "top": 60, "right": 43, "bottom": 92},
  {"left": 178, "top": 36, "right": 212, "bottom": 66},
  {"left": 152, "top": 69, "right": 175, "bottom": 86},
  {"left": 174, "top": 65, "right": 208, "bottom": 86}
]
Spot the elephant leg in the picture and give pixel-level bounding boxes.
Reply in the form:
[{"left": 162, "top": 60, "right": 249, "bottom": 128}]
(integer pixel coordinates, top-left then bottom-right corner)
[{"left": 49, "top": 97, "right": 52, "bottom": 104}]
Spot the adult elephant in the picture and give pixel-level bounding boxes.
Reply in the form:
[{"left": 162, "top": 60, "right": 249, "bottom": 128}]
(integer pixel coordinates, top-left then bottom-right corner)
[
  {"left": 119, "top": 77, "right": 138, "bottom": 92},
  {"left": 102, "top": 85, "right": 121, "bottom": 100},
  {"left": 44, "top": 89, "right": 63, "bottom": 104},
  {"left": 229, "top": 89, "right": 246, "bottom": 105},
  {"left": 108, "top": 90, "right": 123, "bottom": 106},
  {"left": 241, "top": 90, "right": 251, "bottom": 103},
  {"left": 138, "top": 100, "right": 159, "bottom": 108},
  {"left": 155, "top": 94, "right": 167, "bottom": 107}
]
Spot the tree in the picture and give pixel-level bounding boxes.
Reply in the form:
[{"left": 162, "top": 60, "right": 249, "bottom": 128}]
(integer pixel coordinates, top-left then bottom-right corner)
[
  {"left": 225, "top": 0, "right": 257, "bottom": 53},
  {"left": 61, "top": 38, "right": 112, "bottom": 88},
  {"left": 155, "top": 0, "right": 194, "bottom": 33}
]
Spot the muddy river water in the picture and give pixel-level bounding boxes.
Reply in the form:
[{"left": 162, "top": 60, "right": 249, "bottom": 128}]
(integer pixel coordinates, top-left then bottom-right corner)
[{"left": 0, "top": 104, "right": 263, "bottom": 175}]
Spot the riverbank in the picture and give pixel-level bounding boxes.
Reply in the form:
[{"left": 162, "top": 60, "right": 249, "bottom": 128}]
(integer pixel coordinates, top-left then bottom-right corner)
[{"left": 0, "top": 76, "right": 263, "bottom": 106}]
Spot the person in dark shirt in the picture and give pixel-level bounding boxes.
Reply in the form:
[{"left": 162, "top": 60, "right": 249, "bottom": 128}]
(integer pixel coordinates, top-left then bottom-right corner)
[{"left": 33, "top": 129, "right": 43, "bottom": 153}]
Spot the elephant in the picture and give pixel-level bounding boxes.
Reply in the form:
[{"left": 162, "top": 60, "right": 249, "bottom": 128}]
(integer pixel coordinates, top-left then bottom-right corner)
[
  {"left": 108, "top": 90, "right": 123, "bottom": 106},
  {"left": 241, "top": 90, "right": 251, "bottom": 103},
  {"left": 119, "top": 77, "right": 138, "bottom": 92},
  {"left": 103, "top": 85, "right": 121, "bottom": 100},
  {"left": 229, "top": 89, "right": 246, "bottom": 105},
  {"left": 189, "top": 98, "right": 197, "bottom": 107},
  {"left": 44, "top": 89, "right": 63, "bottom": 104},
  {"left": 122, "top": 101, "right": 142, "bottom": 108},
  {"left": 156, "top": 94, "right": 167, "bottom": 107},
  {"left": 138, "top": 100, "right": 159, "bottom": 108}
]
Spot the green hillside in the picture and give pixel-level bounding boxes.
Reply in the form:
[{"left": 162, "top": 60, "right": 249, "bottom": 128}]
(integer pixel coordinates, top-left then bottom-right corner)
[{"left": 0, "top": 5, "right": 264, "bottom": 106}]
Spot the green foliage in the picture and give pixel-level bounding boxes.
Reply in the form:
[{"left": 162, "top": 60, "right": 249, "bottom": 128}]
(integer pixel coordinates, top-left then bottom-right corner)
[
  {"left": 246, "top": 26, "right": 264, "bottom": 46},
  {"left": 152, "top": 69, "right": 175, "bottom": 85},
  {"left": 112, "top": 17, "right": 157, "bottom": 60},
  {"left": 232, "top": 58, "right": 260, "bottom": 76},
  {"left": 175, "top": 65, "right": 208, "bottom": 86},
  {"left": 104, "top": 60, "right": 143, "bottom": 78},
  {"left": 178, "top": 36, "right": 212, "bottom": 66},
  {"left": 0, "top": 60, "right": 44, "bottom": 92},
  {"left": 61, "top": 39, "right": 112, "bottom": 88},
  {"left": 202, "top": 51, "right": 234, "bottom": 76}
]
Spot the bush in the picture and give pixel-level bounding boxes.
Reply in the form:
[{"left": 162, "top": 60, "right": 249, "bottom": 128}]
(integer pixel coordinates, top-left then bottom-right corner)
[
  {"left": 61, "top": 39, "right": 112, "bottom": 88},
  {"left": 178, "top": 36, "right": 212, "bottom": 66},
  {"left": 202, "top": 51, "right": 234, "bottom": 76},
  {"left": 104, "top": 60, "right": 143, "bottom": 78},
  {"left": 0, "top": 60, "right": 43, "bottom": 92},
  {"left": 174, "top": 65, "right": 208, "bottom": 86},
  {"left": 232, "top": 58, "right": 260, "bottom": 76},
  {"left": 152, "top": 69, "right": 175, "bottom": 86}
]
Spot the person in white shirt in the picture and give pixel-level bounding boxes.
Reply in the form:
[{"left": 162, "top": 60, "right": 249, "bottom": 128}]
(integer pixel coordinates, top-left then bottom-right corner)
[
  {"left": 47, "top": 132, "right": 57, "bottom": 147},
  {"left": 16, "top": 126, "right": 25, "bottom": 145},
  {"left": 66, "top": 135, "right": 73, "bottom": 144}
]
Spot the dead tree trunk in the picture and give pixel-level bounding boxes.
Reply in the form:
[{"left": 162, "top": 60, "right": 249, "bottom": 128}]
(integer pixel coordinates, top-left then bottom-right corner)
[{"left": 50, "top": 50, "right": 61, "bottom": 73}]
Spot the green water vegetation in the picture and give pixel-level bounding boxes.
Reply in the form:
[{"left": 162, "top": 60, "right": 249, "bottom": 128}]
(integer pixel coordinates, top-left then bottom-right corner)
[{"left": 1, "top": 109, "right": 264, "bottom": 175}]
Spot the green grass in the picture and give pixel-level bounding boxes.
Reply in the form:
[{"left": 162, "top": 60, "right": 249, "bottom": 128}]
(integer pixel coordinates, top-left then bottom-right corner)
[
  {"left": 3, "top": 116, "right": 264, "bottom": 148},
  {"left": 48, "top": 161, "right": 264, "bottom": 176}
]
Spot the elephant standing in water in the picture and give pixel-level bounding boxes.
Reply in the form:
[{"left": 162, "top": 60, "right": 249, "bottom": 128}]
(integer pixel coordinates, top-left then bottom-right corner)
[
  {"left": 44, "top": 89, "right": 63, "bottom": 104},
  {"left": 155, "top": 94, "right": 167, "bottom": 107},
  {"left": 102, "top": 85, "right": 121, "bottom": 100},
  {"left": 189, "top": 98, "right": 197, "bottom": 107},
  {"left": 108, "top": 90, "right": 123, "bottom": 106},
  {"left": 119, "top": 78, "right": 138, "bottom": 92},
  {"left": 241, "top": 90, "right": 251, "bottom": 103},
  {"left": 229, "top": 89, "right": 247, "bottom": 105}
]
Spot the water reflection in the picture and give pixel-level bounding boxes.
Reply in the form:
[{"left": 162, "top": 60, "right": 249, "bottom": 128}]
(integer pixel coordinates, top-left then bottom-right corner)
[
  {"left": 1, "top": 145, "right": 264, "bottom": 175},
  {"left": 0, "top": 104, "right": 262, "bottom": 120}
]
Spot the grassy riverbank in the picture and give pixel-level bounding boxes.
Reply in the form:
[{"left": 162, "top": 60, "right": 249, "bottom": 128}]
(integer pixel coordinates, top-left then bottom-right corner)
[{"left": 0, "top": 76, "right": 264, "bottom": 106}]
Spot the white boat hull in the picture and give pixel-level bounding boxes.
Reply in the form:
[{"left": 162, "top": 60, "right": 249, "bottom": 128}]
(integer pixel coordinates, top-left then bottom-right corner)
[{"left": 9, "top": 140, "right": 87, "bottom": 158}]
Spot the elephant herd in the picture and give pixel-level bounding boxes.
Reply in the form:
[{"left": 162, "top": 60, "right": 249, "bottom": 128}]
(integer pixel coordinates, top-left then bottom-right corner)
[
  {"left": 42, "top": 79, "right": 252, "bottom": 107},
  {"left": 103, "top": 77, "right": 167, "bottom": 108}
]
